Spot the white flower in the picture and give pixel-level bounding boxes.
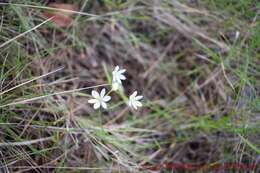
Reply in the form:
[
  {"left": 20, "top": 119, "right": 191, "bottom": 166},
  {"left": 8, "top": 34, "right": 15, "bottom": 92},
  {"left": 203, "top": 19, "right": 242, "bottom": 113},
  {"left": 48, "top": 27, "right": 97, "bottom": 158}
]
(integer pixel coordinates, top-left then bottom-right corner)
[
  {"left": 128, "top": 91, "right": 143, "bottom": 110},
  {"left": 88, "top": 88, "right": 111, "bottom": 109},
  {"left": 112, "top": 66, "right": 126, "bottom": 84}
]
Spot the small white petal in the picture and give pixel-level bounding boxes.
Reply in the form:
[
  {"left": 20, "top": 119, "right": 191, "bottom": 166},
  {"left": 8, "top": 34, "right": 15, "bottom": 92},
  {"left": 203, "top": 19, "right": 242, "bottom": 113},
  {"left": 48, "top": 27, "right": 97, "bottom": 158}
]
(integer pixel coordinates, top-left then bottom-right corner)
[
  {"left": 101, "top": 102, "right": 107, "bottom": 109},
  {"left": 119, "top": 69, "right": 126, "bottom": 73},
  {"left": 88, "top": 99, "right": 98, "bottom": 104},
  {"left": 100, "top": 88, "right": 106, "bottom": 97},
  {"left": 132, "top": 91, "right": 137, "bottom": 97},
  {"left": 128, "top": 100, "right": 132, "bottom": 107},
  {"left": 133, "top": 103, "right": 137, "bottom": 110},
  {"left": 119, "top": 74, "right": 126, "bottom": 80},
  {"left": 103, "top": 95, "right": 111, "bottom": 102},
  {"left": 135, "top": 96, "right": 143, "bottom": 100},
  {"left": 114, "top": 66, "right": 119, "bottom": 71},
  {"left": 135, "top": 101, "right": 142, "bottom": 107},
  {"left": 235, "top": 31, "right": 240, "bottom": 40},
  {"left": 92, "top": 90, "right": 99, "bottom": 98},
  {"left": 93, "top": 102, "right": 101, "bottom": 109}
]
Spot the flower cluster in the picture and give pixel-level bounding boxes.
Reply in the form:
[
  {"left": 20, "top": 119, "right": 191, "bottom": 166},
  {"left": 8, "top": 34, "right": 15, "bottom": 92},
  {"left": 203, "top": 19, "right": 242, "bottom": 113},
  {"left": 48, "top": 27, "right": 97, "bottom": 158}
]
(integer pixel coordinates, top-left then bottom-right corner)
[{"left": 88, "top": 66, "right": 143, "bottom": 110}]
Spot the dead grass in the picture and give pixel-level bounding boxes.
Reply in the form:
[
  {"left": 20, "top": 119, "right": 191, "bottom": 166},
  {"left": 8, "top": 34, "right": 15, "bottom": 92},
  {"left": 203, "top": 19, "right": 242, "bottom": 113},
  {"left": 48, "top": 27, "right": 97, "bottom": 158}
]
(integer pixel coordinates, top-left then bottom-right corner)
[{"left": 0, "top": 0, "right": 259, "bottom": 172}]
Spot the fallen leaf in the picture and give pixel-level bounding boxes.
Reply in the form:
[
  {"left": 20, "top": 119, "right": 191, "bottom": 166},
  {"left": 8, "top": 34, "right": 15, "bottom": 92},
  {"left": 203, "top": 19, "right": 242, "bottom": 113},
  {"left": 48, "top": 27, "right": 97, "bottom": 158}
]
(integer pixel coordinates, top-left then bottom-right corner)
[
  {"left": 43, "top": 12, "right": 73, "bottom": 27},
  {"left": 43, "top": 3, "right": 78, "bottom": 28},
  {"left": 47, "top": 3, "right": 78, "bottom": 12}
]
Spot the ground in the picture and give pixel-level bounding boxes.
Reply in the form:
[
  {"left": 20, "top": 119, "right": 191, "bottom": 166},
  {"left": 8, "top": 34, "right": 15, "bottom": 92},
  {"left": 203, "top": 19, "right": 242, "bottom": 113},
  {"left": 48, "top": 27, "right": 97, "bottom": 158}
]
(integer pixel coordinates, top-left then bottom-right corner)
[{"left": 0, "top": 0, "right": 259, "bottom": 173}]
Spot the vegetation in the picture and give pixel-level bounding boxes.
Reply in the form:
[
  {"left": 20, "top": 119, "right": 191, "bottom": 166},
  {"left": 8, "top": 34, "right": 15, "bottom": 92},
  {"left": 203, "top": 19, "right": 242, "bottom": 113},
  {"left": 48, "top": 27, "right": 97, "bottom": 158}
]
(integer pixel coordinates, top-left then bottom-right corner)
[{"left": 0, "top": 0, "right": 259, "bottom": 172}]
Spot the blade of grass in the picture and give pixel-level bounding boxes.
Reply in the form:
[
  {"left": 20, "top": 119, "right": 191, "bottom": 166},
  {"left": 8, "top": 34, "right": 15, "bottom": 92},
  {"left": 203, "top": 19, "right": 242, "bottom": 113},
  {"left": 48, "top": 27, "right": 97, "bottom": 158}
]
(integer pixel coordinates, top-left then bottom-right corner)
[
  {"left": 0, "top": 17, "right": 53, "bottom": 48},
  {"left": 0, "top": 66, "right": 64, "bottom": 96},
  {"left": 0, "top": 84, "right": 109, "bottom": 108},
  {"left": 238, "top": 134, "right": 260, "bottom": 154}
]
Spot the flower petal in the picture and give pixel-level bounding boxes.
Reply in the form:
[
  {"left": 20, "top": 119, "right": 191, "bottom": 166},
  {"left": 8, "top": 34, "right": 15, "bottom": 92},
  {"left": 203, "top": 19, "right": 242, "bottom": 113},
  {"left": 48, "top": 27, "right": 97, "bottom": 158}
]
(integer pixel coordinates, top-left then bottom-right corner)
[
  {"left": 114, "top": 66, "right": 119, "bottom": 71},
  {"left": 130, "top": 91, "right": 137, "bottom": 98},
  {"left": 91, "top": 90, "right": 99, "bottom": 98},
  {"left": 103, "top": 95, "right": 111, "bottom": 102},
  {"left": 128, "top": 100, "right": 132, "bottom": 107},
  {"left": 93, "top": 102, "right": 101, "bottom": 109},
  {"left": 101, "top": 102, "right": 107, "bottom": 109},
  {"left": 88, "top": 99, "right": 98, "bottom": 104},
  {"left": 135, "top": 95, "right": 143, "bottom": 100},
  {"left": 135, "top": 101, "right": 142, "bottom": 107},
  {"left": 119, "top": 69, "right": 126, "bottom": 73},
  {"left": 100, "top": 88, "right": 106, "bottom": 97},
  {"left": 132, "top": 103, "right": 138, "bottom": 110},
  {"left": 119, "top": 74, "right": 126, "bottom": 80}
]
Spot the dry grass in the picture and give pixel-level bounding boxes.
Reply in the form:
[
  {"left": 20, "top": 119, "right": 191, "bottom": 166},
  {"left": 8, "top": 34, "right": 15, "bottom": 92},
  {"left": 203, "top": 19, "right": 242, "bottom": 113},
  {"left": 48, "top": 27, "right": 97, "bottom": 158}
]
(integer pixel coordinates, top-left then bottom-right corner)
[{"left": 0, "top": 0, "right": 259, "bottom": 172}]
